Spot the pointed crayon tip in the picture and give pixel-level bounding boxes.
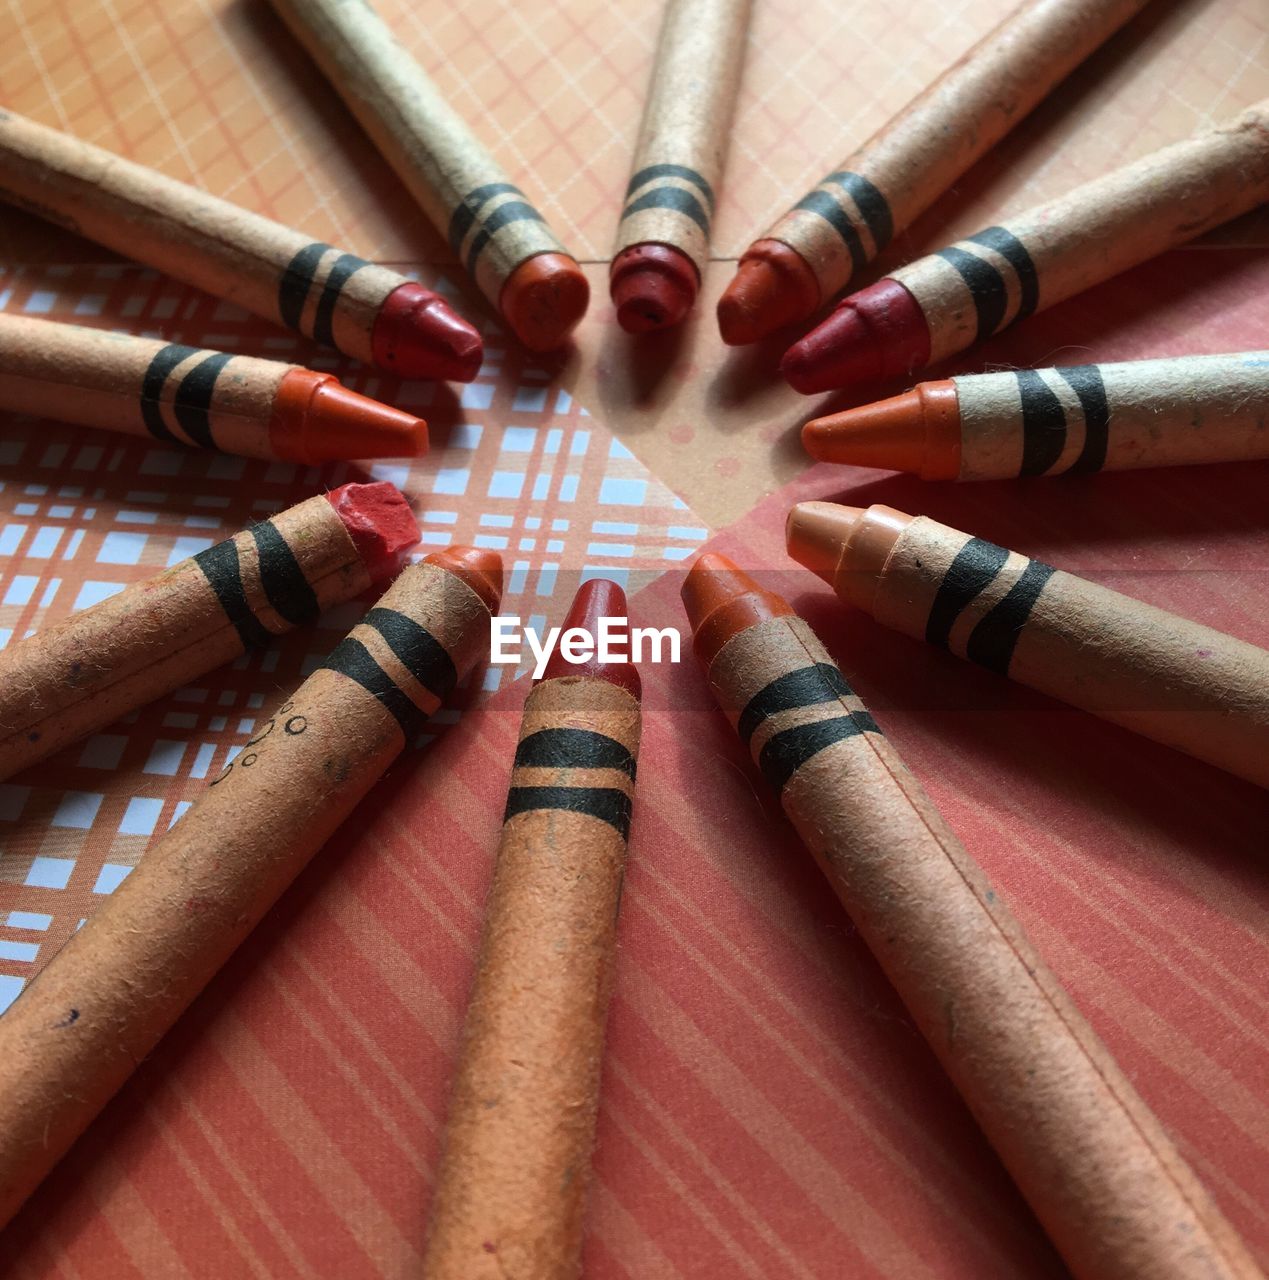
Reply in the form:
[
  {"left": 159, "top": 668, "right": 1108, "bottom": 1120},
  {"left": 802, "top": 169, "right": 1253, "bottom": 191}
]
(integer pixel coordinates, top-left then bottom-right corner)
[
  {"left": 539, "top": 578, "right": 641, "bottom": 697},
  {"left": 423, "top": 545, "right": 504, "bottom": 613},
  {"left": 717, "top": 242, "right": 820, "bottom": 345},
  {"left": 785, "top": 502, "right": 865, "bottom": 583},
  {"left": 681, "top": 551, "right": 794, "bottom": 665},
  {"left": 271, "top": 370, "right": 428, "bottom": 463},
  {"left": 372, "top": 282, "right": 484, "bottom": 382}
]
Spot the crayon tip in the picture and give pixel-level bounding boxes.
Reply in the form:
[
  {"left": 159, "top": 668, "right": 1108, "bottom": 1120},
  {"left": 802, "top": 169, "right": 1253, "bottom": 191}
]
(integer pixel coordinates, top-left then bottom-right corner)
[
  {"left": 423, "top": 545, "right": 504, "bottom": 614},
  {"left": 803, "top": 382, "right": 962, "bottom": 478},
  {"left": 781, "top": 278, "right": 930, "bottom": 395},
  {"left": 681, "top": 551, "right": 795, "bottom": 665},
  {"left": 717, "top": 241, "right": 820, "bottom": 345},
  {"left": 270, "top": 369, "right": 428, "bottom": 463},
  {"left": 784, "top": 502, "right": 864, "bottom": 583},
  {"left": 539, "top": 578, "right": 641, "bottom": 697},
  {"left": 609, "top": 243, "right": 698, "bottom": 333},
  {"left": 326, "top": 481, "right": 420, "bottom": 583},
  {"left": 500, "top": 252, "right": 590, "bottom": 352},
  {"left": 372, "top": 282, "right": 484, "bottom": 383}
]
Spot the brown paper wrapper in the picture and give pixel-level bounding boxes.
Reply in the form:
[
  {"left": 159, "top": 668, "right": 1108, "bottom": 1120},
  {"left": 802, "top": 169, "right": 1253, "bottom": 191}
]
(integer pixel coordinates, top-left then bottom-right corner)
[
  {"left": 0, "top": 557, "right": 493, "bottom": 1229},
  {"left": 0, "top": 311, "right": 291, "bottom": 457},
  {"left": 0, "top": 108, "right": 408, "bottom": 363},
  {"left": 0, "top": 493, "right": 370, "bottom": 781},
  {"left": 268, "top": 0, "right": 570, "bottom": 309},
  {"left": 860, "top": 514, "right": 1269, "bottom": 788},
  {"left": 769, "top": 0, "right": 1147, "bottom": 299},
  {"left": 703, "top": 612, "right": 1260, "bottom": 1280},
  {"left": 612, "top": 0, "right": 751, "bottom": 276},
  {"left": 893, "top": 101, "right": 1269, "bottom": 362},
  {"left": 424, "top": 675, "right": 641, "bottom": 1280},
  {"left": 953, "top": 350, "right": 1269, "bottom": 478}
]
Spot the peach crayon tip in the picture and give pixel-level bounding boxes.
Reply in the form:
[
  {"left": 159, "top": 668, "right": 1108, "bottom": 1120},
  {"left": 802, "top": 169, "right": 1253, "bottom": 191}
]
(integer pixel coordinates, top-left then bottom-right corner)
[
  {"left": 500, "top": 252, "right": 590, "bottom": 352},
  {"left": 781, "top": 278, "right": 930, "bottom": 395},
  {"left": 681, "top": 551, "right": 795, "bottom": 665},
  {"left": 609, "top": 243, "right": 698, "bottom": 333},
  {"left": 325, "top": 481, "right": 419, "bottom": 583},
  {"left": 784, "top": 502, "right": 867, "bottom": 583},
  {"left": 372, "top": 281, "right": 484, "bottom": 383},
  {"left": 423, "top": 545, "right": 504, "bottom": 613},
  {"left": 271, "top": 368, "right": 428, "bottom": 464},
  {"left": 717, "top": 240, "right": 821, "bottom": 345},
  {"left": 539, "top": 578, "right": 641, "bottom": 698}
]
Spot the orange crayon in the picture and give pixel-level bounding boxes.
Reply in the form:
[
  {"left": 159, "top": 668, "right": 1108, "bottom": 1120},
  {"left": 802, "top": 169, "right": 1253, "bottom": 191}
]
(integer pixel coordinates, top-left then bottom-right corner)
[
  {"left": 787, "top": 501, "right": 1269, "bottom": 787},
  {"left": 802, "top": 350, "right": 1269, "bottom": 479},
  {"left": 0, "top": 312, "right": 427, "bottom": 462},
  {"left": 682, "top": 552, "right": 1260, "bottom": 1280},
  {"left": 0, "top": 482, "right": 419, "bottom": 782},
  {"left": 268, "top": 0, "right": 589, "bottom": 352},
  {"left": 610, "top": 0, "right": 752, "bottom": 332},
  {"left": 424, "top": 579, "right": 641, "bottom": 1279},
  {"left": 0, "top": 547, "right": 501, "bottom": 1229},
  {"left": 718, "top": 0, "right": 1146, "bottom": 344},
  {"left": 0, "top": 109, "right": 482, "bottom": 381}
]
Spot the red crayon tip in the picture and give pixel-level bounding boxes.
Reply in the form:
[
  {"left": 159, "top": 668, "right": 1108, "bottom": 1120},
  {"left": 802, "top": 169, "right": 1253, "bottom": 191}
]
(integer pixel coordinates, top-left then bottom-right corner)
[
  {"left": 325, "top": 481, "right": 419, "bottom": 584},
  {"left": 539, "top": 578, "right": 641, "bottom": 698},
  {"left": 372, "top": 281, "right": 484, "bottom": 383},
  {"left": 423, "top": 545, "right": 504, "bottom": 614},
  {"left": 609, "top": 243, "right": 699, "bottom": 333},
  {"left": 717, "top": 240, "right": 820, "bottom": 345},
  {"left": 500, "top": 252, "right": 590, "bottom": 352},
  {"left": 270, "top": 369, "right": 428, "bottom": 463},
  {"left": 681, "top": 551, "right": 794, "bottom": 666},
  {"left": 781, "top": 278, "right": 931, "bottom": 395}
]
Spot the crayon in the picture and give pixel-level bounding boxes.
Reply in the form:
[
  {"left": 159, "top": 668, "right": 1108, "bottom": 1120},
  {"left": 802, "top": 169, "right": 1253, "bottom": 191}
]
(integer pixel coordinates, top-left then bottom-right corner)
[
  {"left": 786, "top": 501, "right": 1269, "bottom": 788},
  {"left": 267, "top": 0, "right": 590, "bottom": 353},
  {"left": 682, "top": 552, "right": 1260, "bottom": 1280},
  {"left": 610, "top": 0, "right": 752, "bottom": 332},
  {"left": 424, "top": 579, "right": 641, "bottom": 1279},
  {"left": 717, "top": 0, "right": 1147, "bottom": 344},
  {"left": 0, "top": 482, "right": 419, "bottom": 782},
  {"left": 0, "top": 109, "right": 482, "bottom": 381},
  {"left": 782, "top": 101, "right": 1269, "bottom": 394},
  {"left": 0, "top": 312, "right": 428, "bottom": 462},
  {"left": 802, "top": 350, "right": 1269, "bottom": 478},
  {"left": 0, "top": 546, "right": 502, "bottom": 1230}
]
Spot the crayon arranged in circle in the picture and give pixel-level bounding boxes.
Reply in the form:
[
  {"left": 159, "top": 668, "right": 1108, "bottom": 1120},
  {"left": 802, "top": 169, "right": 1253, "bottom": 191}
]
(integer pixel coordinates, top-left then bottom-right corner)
[
  {"left": 0, "top": 109, "right": 483, "bottom": 381},
  {"left": 682, "top": 550, "right": 1261, "bottom": 1280},
  {"left": 268, "top": 0, "right": 589, "bottom": 353},
  {"left": 802, "top": 349, "right": 1269, "bottom": 479},
  {"left": 610, "top": 0, "right": 752, "bottom": 332},
  {"left": 0, "top": 545, "right": 503, "bottom": 1230},
  {"left": 718, "top": 0, "right": 1147, "bottom": 344},
  {"left": 0, "top": 312, "right": 429, "bottom": 462},
  {"left": 782, "top": 101, "right": 1269, "bottom": 394},
  {"left": 0, "top": 481, "right": 420, "bottom": 782},
  {"left": 787, "top": 500, "right": 1269, "bottom": 788},
  {"left": 425, "top": 579, "right": 641, "bottom": 1279}
]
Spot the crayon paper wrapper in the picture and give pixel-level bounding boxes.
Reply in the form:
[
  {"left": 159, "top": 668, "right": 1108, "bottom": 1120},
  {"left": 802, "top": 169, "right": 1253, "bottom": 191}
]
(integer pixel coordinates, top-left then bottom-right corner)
[{"left": 1, "top": 0, "right": 1268, "bottom": 1275}]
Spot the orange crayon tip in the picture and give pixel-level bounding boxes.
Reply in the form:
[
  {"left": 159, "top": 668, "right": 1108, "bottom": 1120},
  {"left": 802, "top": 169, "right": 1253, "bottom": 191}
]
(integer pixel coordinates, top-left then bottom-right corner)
[
  {"left": 609, "top": 243, "right": 698, "bottom": 333},
  {"left": 372, "top": 281, "right": 484, "bottom": 382},
  {"left": 681, "top": 551, "right": 795, "bottom": 665},
  {"left": 423, "top": 545, "right": 504, "bottom": 614},
  {"left": 271, "top": 369, "right": 428, "bottom": 464},
  {"left": 539, "top": 578, "right": 641, "bottom": 697},
  {"left": 716, "top": 240, "right": 820, "bottom": 345},
  {"left": 802, "top": 382, "right": 962, "bottom": 479},
  {"left": 500, "top": 252, "right": 590, "bottom": 352},
  {"left": 325, "top": 481, "right": 420, "bottom": 583}
]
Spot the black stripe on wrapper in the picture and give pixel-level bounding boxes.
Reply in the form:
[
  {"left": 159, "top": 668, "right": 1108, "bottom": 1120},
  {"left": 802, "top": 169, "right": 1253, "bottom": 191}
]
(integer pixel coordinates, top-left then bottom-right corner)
[
  {"left": 964, "top": 558, "right": 1056, "bottom": 675},
  {"left": 758, "top": 712, "right": 882, "bottom": 792},
  {"left": 736, "top": 663, "right": 853, "bottom": 747},
  {"left": 925, "top": 538, "right": 1010, "bottom": 648},
  {"left": 513, "top": 728, "right": 637, "bottom": 779},
  {"left": 502, "top": 785, "right": 634, "bottom": 839},
  {"left": 1016, "top": 369, "right": 1068, "bottom": 477},
  {"left": 620, "top": 186, "right": 711, "bottom": 235},
  {"left": 1057, "top": 365, "right": 1111, "bottom": 474},
  {"left": 172, "top": 351, "right": 234, "bottom": 449},
  {"left": 624, "top": 164, "right": 715, "bottom": 209},
  {"left": 935, "top": 247, "right": 1010, "bottom": 343},
  {"left": 276, "top": 243, "right": 369, "bottom": 347},
  {"left": 966, "top": 227, "right": 1039, "bottom": 322},
  {"left": 140, "top": 344, "right": 200, "bottom": 445}
]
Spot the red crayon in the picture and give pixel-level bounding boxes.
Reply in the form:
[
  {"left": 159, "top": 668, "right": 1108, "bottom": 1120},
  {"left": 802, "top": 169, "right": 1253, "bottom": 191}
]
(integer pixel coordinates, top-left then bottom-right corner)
[{"left": 782, "top": 102, "right": 1269, "bottom": 394}]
